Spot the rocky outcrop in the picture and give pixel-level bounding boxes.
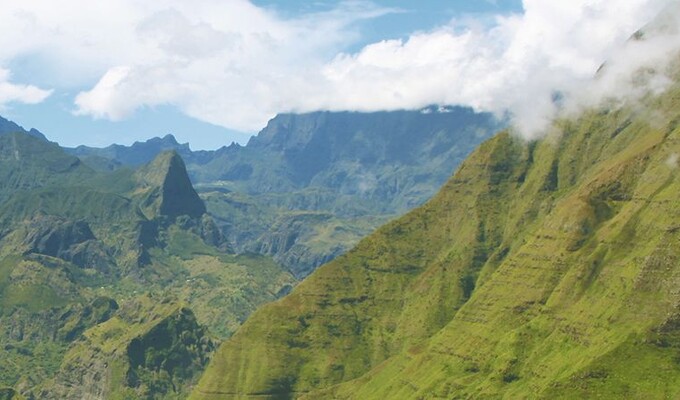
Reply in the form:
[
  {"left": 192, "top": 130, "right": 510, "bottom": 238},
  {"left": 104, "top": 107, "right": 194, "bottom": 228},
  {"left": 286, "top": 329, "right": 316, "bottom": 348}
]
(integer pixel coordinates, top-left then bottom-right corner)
[
  {"left": 56, "top": 297, "right": 119, "bottom": 342},
  {"left": 19, "top": 216, "right": 112, "bottom": 271},
  {"left": 0, "top": 387, "right": 22, "bottom": 400},
  {"left": 54, "top": 109, "right": 504, "bottom": 277},
  {"left": 126, "top": 308, "right": 215, "bottom": 395},
  {"left": 42, "top": 304, "right": 215, "bottom": 400},
  {"left": 247, "top": 213, "right": 349, "bottom": 277},
  {"left": 0, "top": 120, "right": 277, "bottom": 399},
  {"left": 136, "top": 151, "right": 206, "bottom": 219},
  {"left": 0, "top": 296, "right": 118, "bottom": 396}
]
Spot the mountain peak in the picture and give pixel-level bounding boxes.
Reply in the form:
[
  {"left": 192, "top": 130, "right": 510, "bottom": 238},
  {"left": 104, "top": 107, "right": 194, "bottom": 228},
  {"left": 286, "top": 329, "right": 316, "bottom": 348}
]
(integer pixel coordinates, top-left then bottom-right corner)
[
  {"left": 0, "top": 116, "right": 47, "bottom": 141},
  {"left": 161, "top": 133, "right": 179, "bottom": 144},
  {"left": 135, "top": 151, "right": 205, "bottom": 219},
  {"left": 0, "top": 115, "right": 25, "bottom": 136},
  {"left": 144, "top": 133, "right": 181, "bottom": 146}
]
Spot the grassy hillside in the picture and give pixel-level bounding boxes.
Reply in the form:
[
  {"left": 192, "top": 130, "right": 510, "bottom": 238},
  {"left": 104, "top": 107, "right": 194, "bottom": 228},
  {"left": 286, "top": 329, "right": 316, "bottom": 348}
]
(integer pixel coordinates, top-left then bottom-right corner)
[
  {"left": 0, "top": 138, "right": 296, "bottom": 398},
  {"left": 191, "top": 75, "right": 680, "bottom": 398}
]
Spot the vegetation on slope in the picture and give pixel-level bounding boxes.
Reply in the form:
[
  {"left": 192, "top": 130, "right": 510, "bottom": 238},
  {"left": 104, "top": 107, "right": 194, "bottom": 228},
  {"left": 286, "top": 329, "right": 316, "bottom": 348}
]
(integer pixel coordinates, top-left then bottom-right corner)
[
  {"left": 192, "top": 73, "right": 680, "bottom": 398},
  {"left": 0, "top": 136, "right": 296, "bottom": 398},
  {"left": 42, "top": 297, "right": 215, "bottom": 400}
]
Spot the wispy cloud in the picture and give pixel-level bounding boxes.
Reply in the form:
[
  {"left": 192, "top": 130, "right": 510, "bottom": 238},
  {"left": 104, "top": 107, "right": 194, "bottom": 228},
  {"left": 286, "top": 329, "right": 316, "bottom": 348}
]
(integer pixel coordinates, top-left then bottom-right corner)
[
  {"left": 0, "top": 0, "right": 678, "bottom": 137},
  {"left": 312, "top": 0, "right": 680, "bottom": 138},
  {"left": 0, "top": 68, "right": 51, "bottom": 108}
]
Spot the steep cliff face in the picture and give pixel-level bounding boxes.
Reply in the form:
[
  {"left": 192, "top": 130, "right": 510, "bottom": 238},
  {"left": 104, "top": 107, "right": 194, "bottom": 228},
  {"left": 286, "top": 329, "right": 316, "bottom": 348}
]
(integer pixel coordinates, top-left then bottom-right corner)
[
  {"left": 0, "top": 147, "right": 213, "bottom": 276},
  {"left": 191, "top": 78, "right": 680, "bottom": 398},
  {"left": 42, "top": 301, "right": 215, "bottom": 400},
  {"left": 199, "top": 108, "right": 501, "bottom": 276},
  {"left": 135, "top": 151, "right": 207, "bottom": 219},
  {"left": 211, "top": 107, "right": 501, "bottom": 205},
  {"left": 17, "top": 216, "right": 112, "bottom": 271},
  {"left": 246, "top": 212, "right": 385, "bottom": 278}
]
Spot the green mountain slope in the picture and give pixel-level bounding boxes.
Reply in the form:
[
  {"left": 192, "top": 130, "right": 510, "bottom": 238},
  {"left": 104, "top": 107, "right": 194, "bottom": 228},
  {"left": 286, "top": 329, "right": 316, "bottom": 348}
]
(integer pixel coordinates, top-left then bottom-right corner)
[
  {"left": 0, "top": 135, "right": 295, "bottom": 398},
  {"left": 0, "top": 133, "right": 93, "bottom": 202},
  {"left": 191, "top": 75, "right": 680, "bottom": 398}
]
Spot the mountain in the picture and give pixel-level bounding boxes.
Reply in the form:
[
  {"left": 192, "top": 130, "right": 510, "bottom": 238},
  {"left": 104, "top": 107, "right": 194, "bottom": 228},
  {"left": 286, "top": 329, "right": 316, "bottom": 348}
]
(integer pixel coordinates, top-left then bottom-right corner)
[
  {"left": 68, "top": 107, "right": 503, "bottom": 277},
  {"left": 38, "top": 298, "right": 215, "bottom": 400},
  {"left": 0, "top": 116, "right": 47, "bottom": 141},
  {"left": 0, "top": 133, "right": 295, "bottom": 398},
  {"left": 0, "top": 132, "right": 92, "bottom": 203},
  {"left": 195, "top": 107, "right": 498, "bottom": 197},
  {"left": 134, "top": 151, "right": 207, "bottom": 219},
  {"left": 190, "top": 68, "right": 680, "bottom": 398},
  {"left": 68, "top": 134, "right": 200, "bottom": 171}
]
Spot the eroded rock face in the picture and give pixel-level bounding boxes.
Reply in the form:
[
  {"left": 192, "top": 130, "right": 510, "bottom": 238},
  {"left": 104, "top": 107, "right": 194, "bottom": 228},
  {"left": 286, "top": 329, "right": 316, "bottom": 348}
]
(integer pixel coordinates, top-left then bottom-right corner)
[
  {"left": 198, "top": 215, "right": 225, "bottom": 250},
  {"left": 0, "top": 129, "right": 247, "bottom": 398},
  {"left": 42, "top": 305, "right": 215, "bottom": 400},
  {"left": 22, "top": 217, "right": 95, "bottom": 254},
  {"left": 20, "top": 216, "right": 112, "bottom": 271},
  {"left": 247, "top": 213, "right": 346, "bottom": 277},
  {"left": 0, "top": 296, "right": 119, "bottom": 397},
  {"left": 126, "top": 308, "right": 215, "bottom": 392},
  {"left": 69, "top": 109, "right": 504, "bottom": 277},
  {"left": 135, "top": 151, "right": 206, "bottom": 219},
  {"left": 0, "top": 387, "right": 21, "bottom": 400}
]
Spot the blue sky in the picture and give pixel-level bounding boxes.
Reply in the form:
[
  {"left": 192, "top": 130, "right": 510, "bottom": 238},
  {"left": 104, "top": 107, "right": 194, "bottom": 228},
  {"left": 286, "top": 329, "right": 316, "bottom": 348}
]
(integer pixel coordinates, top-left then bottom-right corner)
[
  {"left": 0, "top": 0, "right": 673, "bottom": 149},
  {"left": 2, "top": 0, "right": 521, "bottom": 149},
  {"left": 254, "top": 1, "right": 524, "bottom": 50}
]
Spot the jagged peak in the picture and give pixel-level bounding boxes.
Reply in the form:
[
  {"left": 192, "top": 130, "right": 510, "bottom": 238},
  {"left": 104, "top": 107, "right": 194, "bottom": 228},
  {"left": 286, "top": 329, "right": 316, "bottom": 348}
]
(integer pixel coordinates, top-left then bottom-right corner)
[
  {"left": 135, "top": 151, "right": 205, "bottom": 219},
  {"left": 136, "top": 150, "right": 183, "bottom": 185},
  {"left": 160, "top": 133, "right": 179, "bottom": 144},
  {"left": 139, "top": 133, "right": 182, "bottom": 147}
]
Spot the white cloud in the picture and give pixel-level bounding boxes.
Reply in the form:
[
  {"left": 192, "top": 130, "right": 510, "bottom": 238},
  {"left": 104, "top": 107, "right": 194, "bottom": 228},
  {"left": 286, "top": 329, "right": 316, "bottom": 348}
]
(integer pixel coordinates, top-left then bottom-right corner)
[
  {"left": 0, "top": 0, "right": 678, "bottom": 136},
  {"left": 312, "top": 0, "right": 680, "bottom": 138},
  {"left": 0, "top": 68, "right": 51, "bottom": 107}
]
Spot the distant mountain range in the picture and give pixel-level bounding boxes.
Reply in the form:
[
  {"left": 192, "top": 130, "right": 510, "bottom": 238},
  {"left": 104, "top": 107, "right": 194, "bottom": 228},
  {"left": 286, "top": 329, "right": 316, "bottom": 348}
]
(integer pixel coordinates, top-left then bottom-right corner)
[
  {"left": 0, "top": 105, "right": 502, "bottom": 397},
  {"left": 67, "top": 106, "right": 503, "bottom": 277}
]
